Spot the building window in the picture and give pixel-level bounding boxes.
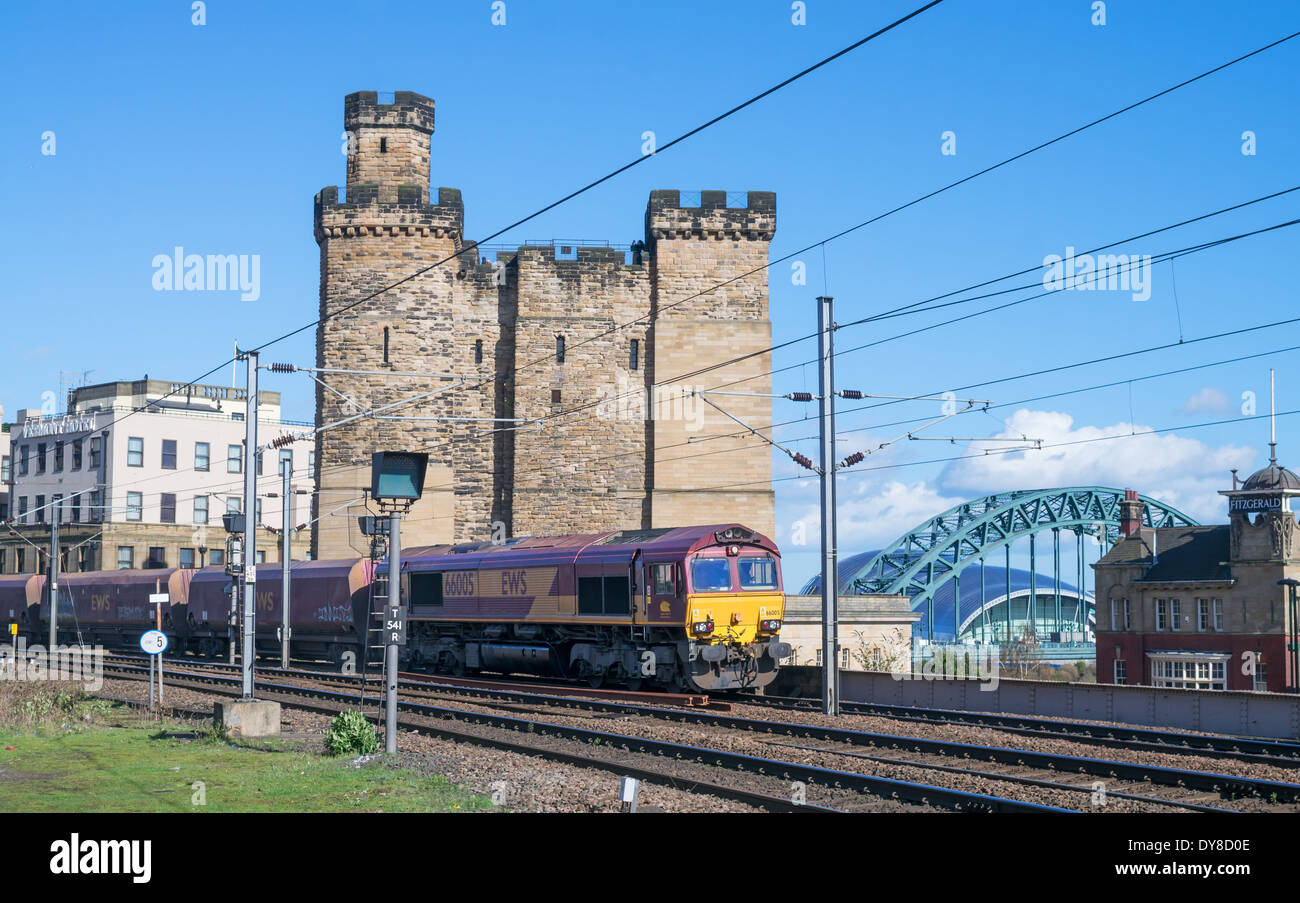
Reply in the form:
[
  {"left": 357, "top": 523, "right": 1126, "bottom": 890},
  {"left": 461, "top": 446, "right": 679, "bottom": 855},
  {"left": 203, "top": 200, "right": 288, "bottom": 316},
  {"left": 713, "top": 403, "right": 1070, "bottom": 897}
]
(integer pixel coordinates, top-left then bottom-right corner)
[
  {"left": 209, "top": 548, "right": 225, "bottom": 566},
  {"left": 255, "top": 498, "right": 262, "bottom": 525},
  {"left": 36, "top": 443, "right": 46, "bottom": 474},
  {"left": 71, "top": 439, "right": 82, "bottom": 471},
  {"left": 1, "top": 454, "right": 8, "bottom": 482},
  {"left": 18, "top": 497, "right": 27, "bottom": 524},
  {"left": 308, "top": 451, "right": 316, "bottom": 478},
  {"left": 630, "top": 339, "right": 639, "bottom": 371},
  {"left": 194, "top": 495, "right": 209, "bottom": 525},
  {"left": 161, "top": 439, "right": 177, "bottom": 470},
  {"left": 1197, "top": 598, "right": 1209, "bottom": 632},
  {"left": 117, "top": 546, "right": 134, "bottom": 570},
  {"left": 255, "top": 550, "right": 266, "bottom": 564},
  {"left": 226, "top": 497, "right": 241, "bottom": 515},
  {"left": 160, "top": 493, "right": 177, "bottom": 524},
  {"left": 127, "top": 437, "right": 144, "bottom": 467},
  {"left": 147, "top": 547, "right": 166, "bottom": 568},
  {"left": 127, "top": 492, "right": 142, "bottom": 522},
  {"left": 179, "top": 548, "right": 196, "bottom": 569},
  {"left": 1213, "top": 598, "right": 1224, "bottom": 632},
  {"left": 228, "top": 444, "right": 242, "bottom": 473},
  {"left": 51, "top": 495, "right": 63, "bottom": 525},
  {"left": 35, "top": 495, "right": 45, "bottom": 524},
  {"left": 551, "top": 389, "right": 561, "bottom": 404},
  {"left": 815, "top": 648, "right": 823, "bottom": 667},
  {"left": 1170, "top": 598, "right": 1182, "bottom": 631},
  {"left": 19, "top": 445, "right": 29, "bottom": 476},
  {"left": 556, "top": 335, "right": 566, "bottom": 364},
  {"left": 475, "top": 339, "right": 483, "bottom": 364},
  {"left": 53, "top": 441, "right": 64, "bottom": 473},
  {"left": 1155, "top": 598, "right": 1167, "bottom": 631},
  {"left": 1120, "top": 599, "right": 1131, "bottom": 631},
  {"left": 1114, "top": 660, "right": 1127, "bottom": 685},
  {"left": 0, "top": 550, "right": 5, "bottom": 574},
  {"left": 1150, "top": 655, "right": 1227, "bottom": 690},
  {"left": 195, "top": 442, "right": 210, "bottom": 472},
  {"left": 89, "top": 437, "right": 102, "bottom": 470},
  {"left": 279, "top": 449, "right": 292, "bottom": 476},
  {"left": 16, "top": 549, "right": 25, "bottom": 573},
  {"left": 1254, "top": 662, "right": 1268, "bottom": 692},
  {"left": 840, "top": 646, "right": 851, "bottom": 670},
  {"left": 89, "top": 490, "right": 102, "bottom": 523},
  {"left": 70, "top": 493, "right": 80, "bottom": 524}
]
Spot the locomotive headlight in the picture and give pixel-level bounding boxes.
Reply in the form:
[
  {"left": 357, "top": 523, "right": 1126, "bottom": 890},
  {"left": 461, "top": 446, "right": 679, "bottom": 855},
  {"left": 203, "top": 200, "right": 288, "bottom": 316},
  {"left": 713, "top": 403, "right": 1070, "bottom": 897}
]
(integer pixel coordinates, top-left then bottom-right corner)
[
  {"left": 760, "top": 619, "right": 782, "bottom": 632},
  {"left": 692, "top": 620, "right": 715, "bottom": 635}
]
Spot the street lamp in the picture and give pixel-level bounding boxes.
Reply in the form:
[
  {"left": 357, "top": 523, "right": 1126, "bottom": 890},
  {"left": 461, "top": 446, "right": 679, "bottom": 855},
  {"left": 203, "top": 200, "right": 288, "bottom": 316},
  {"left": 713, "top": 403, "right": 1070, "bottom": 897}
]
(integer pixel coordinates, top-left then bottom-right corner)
[{"left": 1277, "top": 578, "right": 1299, "bottom": 694}]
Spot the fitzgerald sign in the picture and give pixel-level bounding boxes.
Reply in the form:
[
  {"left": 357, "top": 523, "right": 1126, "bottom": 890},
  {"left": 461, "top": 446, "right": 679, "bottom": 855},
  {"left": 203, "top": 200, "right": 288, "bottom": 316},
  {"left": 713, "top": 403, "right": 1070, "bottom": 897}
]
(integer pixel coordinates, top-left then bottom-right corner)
[{"left": 1229, "top": 495, "right": 1285, "bottom": 514}]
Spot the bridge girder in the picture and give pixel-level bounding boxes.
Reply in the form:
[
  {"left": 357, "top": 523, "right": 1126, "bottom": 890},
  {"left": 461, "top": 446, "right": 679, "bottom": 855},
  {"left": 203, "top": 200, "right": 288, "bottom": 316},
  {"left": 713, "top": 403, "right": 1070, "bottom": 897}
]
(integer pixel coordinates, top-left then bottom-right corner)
[{"left": 846, "top": 486, "right": 1198, "bottom": 613}]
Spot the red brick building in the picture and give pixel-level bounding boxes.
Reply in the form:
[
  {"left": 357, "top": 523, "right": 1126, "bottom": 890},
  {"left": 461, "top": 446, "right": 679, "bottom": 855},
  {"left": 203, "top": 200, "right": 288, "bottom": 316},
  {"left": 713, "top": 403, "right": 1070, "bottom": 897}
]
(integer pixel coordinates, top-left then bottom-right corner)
[{"left": 1094, "top": 452, "right": 1300, "bottom": 693}]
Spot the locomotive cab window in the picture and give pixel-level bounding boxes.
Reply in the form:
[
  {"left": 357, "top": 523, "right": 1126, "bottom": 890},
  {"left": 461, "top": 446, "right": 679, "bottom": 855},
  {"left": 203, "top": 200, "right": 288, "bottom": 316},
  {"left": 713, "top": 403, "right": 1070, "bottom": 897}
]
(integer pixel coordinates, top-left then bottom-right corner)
[
  {"left": 690, "top": 557, "right": 732, "bottom": 592},
  {"left": 652, "top": 563, "right": 676, "bottom": 595},
  {"left": 738, "top": 557, "right": 778, "bottom": 590},
  {"left": 409, "top": 571, "right": 444, "bottom": 607}
]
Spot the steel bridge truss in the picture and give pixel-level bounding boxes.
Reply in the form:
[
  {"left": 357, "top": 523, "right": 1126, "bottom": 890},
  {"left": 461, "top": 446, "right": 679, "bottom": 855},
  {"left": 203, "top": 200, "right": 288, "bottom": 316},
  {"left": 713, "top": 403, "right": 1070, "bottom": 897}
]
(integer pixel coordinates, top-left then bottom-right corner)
[{"left": 846, "top": 486, "right": 1198, "bottom": 640}]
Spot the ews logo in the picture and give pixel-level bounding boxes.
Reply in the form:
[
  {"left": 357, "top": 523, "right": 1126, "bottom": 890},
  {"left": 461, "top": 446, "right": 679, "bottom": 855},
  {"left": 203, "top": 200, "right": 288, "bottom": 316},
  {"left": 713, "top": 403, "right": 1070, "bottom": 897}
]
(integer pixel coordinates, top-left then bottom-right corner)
[
  {"left": 256, "top": 591, "right": 275, "bottom": 613},
  {"left": 90, "top": 594, "right": 111, "bottom": 613},
  {"left": 500, "top": 570, "right": 527, "bottom": 596}
]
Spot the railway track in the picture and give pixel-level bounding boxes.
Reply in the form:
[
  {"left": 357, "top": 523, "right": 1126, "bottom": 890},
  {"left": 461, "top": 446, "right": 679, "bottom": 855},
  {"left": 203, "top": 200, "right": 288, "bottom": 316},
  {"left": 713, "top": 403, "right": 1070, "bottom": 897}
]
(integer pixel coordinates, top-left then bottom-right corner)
[
  {"left": 101, "top": 652, "right": 1300, "bottom": 772},
  {"left": 96, "top": 661, "right": 1068, "bottom": 813},
  {"left": 745, "top": 694, "right": 1300, "bottom": 768},
  {"left": 95, "top": 657, "right": 1300, "bottom": 811}
]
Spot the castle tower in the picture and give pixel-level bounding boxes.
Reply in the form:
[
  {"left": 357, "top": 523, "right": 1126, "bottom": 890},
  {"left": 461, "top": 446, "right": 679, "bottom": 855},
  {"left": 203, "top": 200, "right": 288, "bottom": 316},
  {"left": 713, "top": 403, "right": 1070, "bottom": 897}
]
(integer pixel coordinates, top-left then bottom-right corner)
[
  {"left": 644, "top": 190, "right": 776, "bottom": 537},
  {"left": 312, "top": 92, "right": 778, "bottom": 555},
  {"left": 312, "top": 91, "right": 502, "bottom": 559}
]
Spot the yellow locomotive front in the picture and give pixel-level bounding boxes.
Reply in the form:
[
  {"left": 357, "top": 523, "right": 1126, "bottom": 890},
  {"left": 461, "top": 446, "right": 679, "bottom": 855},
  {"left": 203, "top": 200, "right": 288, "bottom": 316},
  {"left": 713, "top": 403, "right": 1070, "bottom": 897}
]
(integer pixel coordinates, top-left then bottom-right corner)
[{"left": 678, "top": 526, "right": 790, "bottom": 692}]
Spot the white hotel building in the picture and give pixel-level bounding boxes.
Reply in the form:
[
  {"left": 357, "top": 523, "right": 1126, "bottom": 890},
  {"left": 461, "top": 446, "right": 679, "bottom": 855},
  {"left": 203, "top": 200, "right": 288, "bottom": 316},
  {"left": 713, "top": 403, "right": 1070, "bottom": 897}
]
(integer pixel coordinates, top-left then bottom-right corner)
[{"left": 1, "top": 378, "right": 315, "bottom": 574}]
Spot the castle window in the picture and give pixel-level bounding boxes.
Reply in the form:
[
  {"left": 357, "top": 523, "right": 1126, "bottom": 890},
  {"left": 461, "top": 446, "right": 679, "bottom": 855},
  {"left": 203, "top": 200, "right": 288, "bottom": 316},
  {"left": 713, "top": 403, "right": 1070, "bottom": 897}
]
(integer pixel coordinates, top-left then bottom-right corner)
[
  {"left": 475, "top": 339, "right": 483, "bottom": 364},
  {"left": 556, "top": 336, "right": 566, "bottom": 365},
  {"left": 380, "top": 137, "right": 388, "bottom": 154},
  {"left": 630, "top": 339, "right": 639, "bottom": 371},
  {"left": 551, "top": 389, "right": 561, "bottom": 404},
  {"left": 383, "top": 327, "right": 390, "bottom": 364}
]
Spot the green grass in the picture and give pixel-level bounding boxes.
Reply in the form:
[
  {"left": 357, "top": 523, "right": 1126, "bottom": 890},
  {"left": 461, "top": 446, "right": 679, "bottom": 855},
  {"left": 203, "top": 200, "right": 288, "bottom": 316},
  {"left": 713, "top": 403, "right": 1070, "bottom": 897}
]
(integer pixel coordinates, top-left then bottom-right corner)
[{"left": 0, "top": 712, "right": 495, "bottom": 813}]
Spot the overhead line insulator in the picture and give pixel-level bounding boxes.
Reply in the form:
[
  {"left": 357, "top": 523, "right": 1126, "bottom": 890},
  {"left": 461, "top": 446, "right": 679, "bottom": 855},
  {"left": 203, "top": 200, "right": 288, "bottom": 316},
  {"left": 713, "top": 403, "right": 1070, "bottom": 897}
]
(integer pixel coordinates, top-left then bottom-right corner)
[{"left": 788, "top": 392, "right": 814, "bottom": 402}]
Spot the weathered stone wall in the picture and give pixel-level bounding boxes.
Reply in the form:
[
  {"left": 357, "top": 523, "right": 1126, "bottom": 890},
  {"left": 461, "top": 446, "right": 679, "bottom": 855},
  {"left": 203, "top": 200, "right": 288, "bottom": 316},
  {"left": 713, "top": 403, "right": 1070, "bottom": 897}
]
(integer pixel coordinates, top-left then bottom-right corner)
[{"left": 646, "top": 191, "right": 776, "bottom": 538}]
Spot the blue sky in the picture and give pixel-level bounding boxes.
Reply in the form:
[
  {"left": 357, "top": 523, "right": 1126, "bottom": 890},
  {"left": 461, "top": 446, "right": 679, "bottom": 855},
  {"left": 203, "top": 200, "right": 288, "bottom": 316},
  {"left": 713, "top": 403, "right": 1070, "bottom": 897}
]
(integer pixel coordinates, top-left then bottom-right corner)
[{"left": 2, "top": 0, "right": 1297, "bottom": 586}]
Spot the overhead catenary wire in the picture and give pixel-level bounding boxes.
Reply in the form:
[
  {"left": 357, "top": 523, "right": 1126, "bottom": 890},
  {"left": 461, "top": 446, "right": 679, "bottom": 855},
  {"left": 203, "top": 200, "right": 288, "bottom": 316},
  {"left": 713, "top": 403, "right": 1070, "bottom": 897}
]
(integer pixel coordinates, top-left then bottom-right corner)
[
  {"left": 53, "top": 26, "right": 1294, "bottom": 469},
  {"left": 17, "top": 3, "right": 946, "bottom": 471}
]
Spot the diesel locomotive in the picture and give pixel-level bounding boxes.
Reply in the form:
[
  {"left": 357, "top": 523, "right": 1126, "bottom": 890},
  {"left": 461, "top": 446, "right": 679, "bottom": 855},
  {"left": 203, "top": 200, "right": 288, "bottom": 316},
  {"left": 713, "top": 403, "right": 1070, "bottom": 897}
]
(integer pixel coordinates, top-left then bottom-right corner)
[{"left": 1, "top": 523, "right": 789, "bottom": 693}]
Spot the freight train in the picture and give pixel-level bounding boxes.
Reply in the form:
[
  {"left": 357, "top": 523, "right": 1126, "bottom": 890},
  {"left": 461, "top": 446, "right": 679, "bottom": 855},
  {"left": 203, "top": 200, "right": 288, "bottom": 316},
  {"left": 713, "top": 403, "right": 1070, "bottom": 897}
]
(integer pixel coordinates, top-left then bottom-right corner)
[{"left": 0, "top": 524, "right": 790, "bottom": 692}]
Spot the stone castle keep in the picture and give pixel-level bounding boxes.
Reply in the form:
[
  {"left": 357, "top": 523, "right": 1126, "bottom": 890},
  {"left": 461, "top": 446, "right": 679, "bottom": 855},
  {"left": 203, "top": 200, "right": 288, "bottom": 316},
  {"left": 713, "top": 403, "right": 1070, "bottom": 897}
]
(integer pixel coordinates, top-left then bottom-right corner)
[{"left": 312, "top": 91, "right": 776, "bottom": 559}]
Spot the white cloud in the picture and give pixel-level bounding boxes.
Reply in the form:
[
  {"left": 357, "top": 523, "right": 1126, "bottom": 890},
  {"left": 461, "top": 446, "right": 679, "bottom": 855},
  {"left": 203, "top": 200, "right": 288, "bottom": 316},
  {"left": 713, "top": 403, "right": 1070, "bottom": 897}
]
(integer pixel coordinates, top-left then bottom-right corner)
[
  {"left": 1182, "top": 387, "right": 1229, "bottom": 415},
  {"left": 939, "top": 408, "right": 1253, "bottom": 523}
]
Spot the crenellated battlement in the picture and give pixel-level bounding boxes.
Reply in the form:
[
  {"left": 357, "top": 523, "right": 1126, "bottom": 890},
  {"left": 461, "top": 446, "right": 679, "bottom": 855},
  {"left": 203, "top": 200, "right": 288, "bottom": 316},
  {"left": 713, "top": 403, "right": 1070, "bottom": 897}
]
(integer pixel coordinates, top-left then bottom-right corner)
[
  {"left": 646, "top": 189, "right": 776, "bottom": 241},
  {"left": 343, "top": 90, "right": 436, "bottom": 134},
  {"left": 314, "top": 185, "right": 464, "bottom": 242}
]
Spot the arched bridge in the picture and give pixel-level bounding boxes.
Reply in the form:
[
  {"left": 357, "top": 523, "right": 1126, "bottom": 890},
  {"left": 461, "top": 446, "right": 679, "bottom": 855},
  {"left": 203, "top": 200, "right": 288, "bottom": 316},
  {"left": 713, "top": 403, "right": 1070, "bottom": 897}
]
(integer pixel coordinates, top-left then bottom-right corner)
[{"left": 801, "top": 486, "right": 1198, "bottom": 643}]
